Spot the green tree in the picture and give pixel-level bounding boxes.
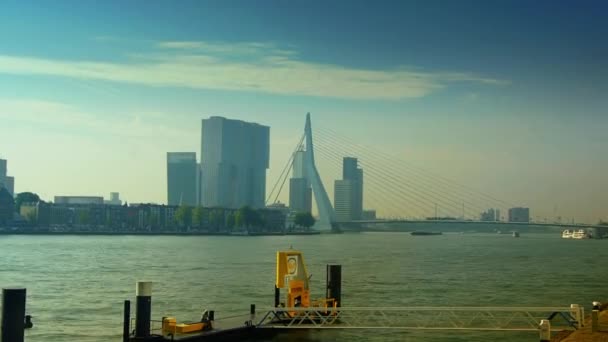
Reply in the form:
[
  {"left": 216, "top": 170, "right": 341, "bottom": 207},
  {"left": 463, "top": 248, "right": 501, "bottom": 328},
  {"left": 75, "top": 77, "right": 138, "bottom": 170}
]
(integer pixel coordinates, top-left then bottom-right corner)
[
  {"left": 175, "top": 205, "right": 193, "bottom": 228},
  {"left": 235, "top": 210, "right": 244, "bottom": 228},
  {"left": 295, "top": 212, "right": 316, "bottom": 230},
  {"left": 192, "top": 207, "right": 204, "bottom": 228},
  {"left": 208, "top": 209, "right": 220, "bottom": 231},
  {"left": 15, "top": 192, "right": 41, "bottom": 213},
  {"left": 234, "top": 206, "right": 266, "bottom": 232},
  {"left": 226, "top": 212, "right": 235, "bottom": 231}
]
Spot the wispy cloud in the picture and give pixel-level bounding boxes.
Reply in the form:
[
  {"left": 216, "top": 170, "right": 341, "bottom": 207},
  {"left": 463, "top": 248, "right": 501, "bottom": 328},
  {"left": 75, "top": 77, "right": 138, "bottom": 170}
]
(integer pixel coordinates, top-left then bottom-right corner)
[
  {"left": 0, "top": 40, "right": 506, "bottom": 100},
  {"left": 0, "top": 99, "right": 186, "bottom": 140}
]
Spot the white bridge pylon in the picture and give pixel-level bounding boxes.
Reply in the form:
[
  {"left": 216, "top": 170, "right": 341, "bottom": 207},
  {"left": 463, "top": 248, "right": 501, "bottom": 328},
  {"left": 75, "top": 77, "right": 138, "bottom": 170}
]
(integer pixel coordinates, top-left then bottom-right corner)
[
  {"left": 256, "top": 305, "right": 583, "bottom": 332},
  {"left": 304, "top": 113, "right": 336, "bottom": 230}
]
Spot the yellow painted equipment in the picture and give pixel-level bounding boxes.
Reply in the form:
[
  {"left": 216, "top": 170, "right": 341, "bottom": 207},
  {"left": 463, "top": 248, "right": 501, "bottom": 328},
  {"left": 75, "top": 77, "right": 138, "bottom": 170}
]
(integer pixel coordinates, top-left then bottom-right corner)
[
  {"left": 276, "top": 250, "right": 311, "bottom": 311},
  {"left": 276, "top": 249, "right": 338, "bottom": 316},
  {"left": 162, "top": 317, "right": 210, "bottom": 335}
]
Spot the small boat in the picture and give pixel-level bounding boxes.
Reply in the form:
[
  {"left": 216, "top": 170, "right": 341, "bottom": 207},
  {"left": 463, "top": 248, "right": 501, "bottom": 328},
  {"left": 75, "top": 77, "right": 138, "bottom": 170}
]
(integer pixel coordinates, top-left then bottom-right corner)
[
  {"left": 411, "top": 231, "right": 442, "bottom": 236},
  {"left": 572, "top": 229, "right": 590, "bottom": 239},
  {"left": 512, "top": 231, "right": 520, "bottom": 238},
  {"left": 562, "top": 230, "right": 573, "bottom": 239}
]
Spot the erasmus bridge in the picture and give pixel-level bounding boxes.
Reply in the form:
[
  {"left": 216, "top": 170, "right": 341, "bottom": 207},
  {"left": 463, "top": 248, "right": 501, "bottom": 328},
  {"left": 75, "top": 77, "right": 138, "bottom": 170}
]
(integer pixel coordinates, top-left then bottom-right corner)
[{"left": 267, "top": 114, "right": 604, "bottom": 232}]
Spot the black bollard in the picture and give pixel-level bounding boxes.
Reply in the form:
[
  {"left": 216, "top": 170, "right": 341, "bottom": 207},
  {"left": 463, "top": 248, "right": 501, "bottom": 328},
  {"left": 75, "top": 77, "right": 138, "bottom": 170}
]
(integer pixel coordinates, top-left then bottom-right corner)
[
  {"left": 135, "top": 282, "right": 152, "bottom": 338},
  {"left": 326, "top": 264, "right": 342, "bottom": 307},
  {"left": 274, "top": 286, "right": 280, "bottom": 308},
  {"left": 24, "top": 315, "right": 33, "bottom": 329},
  {"left": 1, "top": 288, "right": 26, "bottom": 342},
  {"left": 122, "top": 300, "right": 131, "bottom": 342}
]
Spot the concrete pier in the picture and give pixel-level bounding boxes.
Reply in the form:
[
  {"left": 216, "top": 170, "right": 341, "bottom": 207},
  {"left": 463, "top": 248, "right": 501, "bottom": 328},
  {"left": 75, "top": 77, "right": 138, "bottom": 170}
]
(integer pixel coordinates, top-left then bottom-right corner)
[{"left": 552, "top": 304, "right": 608, "bottom": 341}]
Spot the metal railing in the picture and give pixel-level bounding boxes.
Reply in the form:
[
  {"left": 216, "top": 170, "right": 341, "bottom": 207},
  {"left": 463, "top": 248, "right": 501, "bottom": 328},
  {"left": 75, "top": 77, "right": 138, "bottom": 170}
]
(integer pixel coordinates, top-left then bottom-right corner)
[{"left": 256, "top": 305, "right": 583, "bottom": 332}]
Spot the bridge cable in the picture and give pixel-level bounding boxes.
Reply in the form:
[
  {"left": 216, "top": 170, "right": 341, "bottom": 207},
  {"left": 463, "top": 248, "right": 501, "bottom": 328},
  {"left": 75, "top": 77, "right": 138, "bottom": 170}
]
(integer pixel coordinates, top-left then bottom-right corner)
[
  {"left": 314, "top": 134, "right": 479, "bottom": 218},
  {"left": 266, "top": 133, "right": 305, "bottom": 205},
  {"left": 313, "top": 149, "right": 424, "bottom": 218},
  {"left": 314, "top": 141, "right": 439, "bottom": 218},
  {"left": 314, "top": 129, "right": 505, "bottom": 218},
  {"left": 316, "top": 126, "right": 516, "bottom": 211},
  {"left": 315, "top": 145, "right": 431, "bottom": 218}
]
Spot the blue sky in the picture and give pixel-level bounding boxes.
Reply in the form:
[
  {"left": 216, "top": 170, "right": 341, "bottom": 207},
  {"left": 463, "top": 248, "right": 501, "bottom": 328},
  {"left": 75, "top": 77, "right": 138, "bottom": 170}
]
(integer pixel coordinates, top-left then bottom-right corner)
[{"left": 0, "top": 1, "right": 606, "bottom": 222}]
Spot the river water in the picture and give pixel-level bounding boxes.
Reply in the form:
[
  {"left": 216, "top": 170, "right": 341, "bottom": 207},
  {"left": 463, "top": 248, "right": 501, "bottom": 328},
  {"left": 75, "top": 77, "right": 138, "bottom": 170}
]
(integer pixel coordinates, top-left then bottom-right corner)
[{"left": 0, "top": 232, "right": 606, "bottom": 341}]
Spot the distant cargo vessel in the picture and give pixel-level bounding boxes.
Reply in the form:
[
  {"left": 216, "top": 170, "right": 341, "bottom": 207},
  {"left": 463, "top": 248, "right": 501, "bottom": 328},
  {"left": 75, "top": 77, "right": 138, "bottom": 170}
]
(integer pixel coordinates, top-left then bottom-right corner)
[{"left": 411, "top": 231, "right": 442, "bottom": 236}]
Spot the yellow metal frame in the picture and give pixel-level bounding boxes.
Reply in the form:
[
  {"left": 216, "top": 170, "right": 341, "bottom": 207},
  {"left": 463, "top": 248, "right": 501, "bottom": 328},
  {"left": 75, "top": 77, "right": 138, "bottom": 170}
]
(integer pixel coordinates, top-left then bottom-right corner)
[
  {"left": 276, "top": 250, "right": 312, "bottom": 311},
  {"left": 276, "top": 250, "right": 310, "bottom": 289}
]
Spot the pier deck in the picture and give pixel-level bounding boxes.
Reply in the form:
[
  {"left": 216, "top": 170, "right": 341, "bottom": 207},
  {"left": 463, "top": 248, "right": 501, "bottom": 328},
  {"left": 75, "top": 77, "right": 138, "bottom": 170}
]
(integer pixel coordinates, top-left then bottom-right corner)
[{"left": 553, "top": 308, "right": 608, "bottom": 342}]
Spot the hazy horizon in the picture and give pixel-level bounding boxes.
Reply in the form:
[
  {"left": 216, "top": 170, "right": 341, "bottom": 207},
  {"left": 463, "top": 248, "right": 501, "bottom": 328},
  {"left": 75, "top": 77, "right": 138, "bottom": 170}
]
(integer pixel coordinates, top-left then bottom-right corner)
[{"left": 1, "top": 1, "right": 606, "bottom": 223}]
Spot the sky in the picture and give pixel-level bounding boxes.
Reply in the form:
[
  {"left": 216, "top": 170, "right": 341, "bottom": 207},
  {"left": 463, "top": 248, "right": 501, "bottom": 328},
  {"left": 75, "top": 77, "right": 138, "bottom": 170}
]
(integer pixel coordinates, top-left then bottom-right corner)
[{"left": 0, "top": 0, "right": 606, "bottom": 223}]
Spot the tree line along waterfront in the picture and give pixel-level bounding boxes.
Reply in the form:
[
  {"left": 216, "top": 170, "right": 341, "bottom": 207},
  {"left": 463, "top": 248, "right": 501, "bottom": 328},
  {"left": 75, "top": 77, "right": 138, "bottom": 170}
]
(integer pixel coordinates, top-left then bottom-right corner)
[{"left": 0, "top": 191, "right": 317, "bottom": 235}]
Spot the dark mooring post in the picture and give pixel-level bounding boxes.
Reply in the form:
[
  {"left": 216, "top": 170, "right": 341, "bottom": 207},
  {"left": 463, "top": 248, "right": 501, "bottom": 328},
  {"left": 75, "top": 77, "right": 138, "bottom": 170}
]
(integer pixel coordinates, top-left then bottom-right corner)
[
  {"left": 326, "top": 264, "right": 342, "bottom": 307},
  {"left": 1, "top": 288, "right": 26, "bottom": 342},
  {"left": 135, "top": 282, "right": 152, "bottom": 339},
  {"left": 274, "top": 286, "right": 280, "bottom": 307},
  {"left": 123, "top": 300, "right": 131, "bottom": 342}
]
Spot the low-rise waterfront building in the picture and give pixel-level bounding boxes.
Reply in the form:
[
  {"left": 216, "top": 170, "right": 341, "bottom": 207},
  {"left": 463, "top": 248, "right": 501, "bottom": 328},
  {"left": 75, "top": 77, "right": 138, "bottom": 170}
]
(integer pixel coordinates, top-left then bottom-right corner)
[{"left": 55, "top": 196, "right": 104, "bottom": 205}]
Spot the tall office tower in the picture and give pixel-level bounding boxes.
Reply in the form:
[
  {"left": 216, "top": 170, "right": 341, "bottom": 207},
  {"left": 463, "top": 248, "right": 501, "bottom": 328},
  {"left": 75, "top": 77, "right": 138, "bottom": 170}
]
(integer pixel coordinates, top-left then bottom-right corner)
[
  {"left": 200, "top": 117, "right": 270, "bottom": 209},
  {"left": 167, "top": 152, "right": 197, "bottom": 206},
  {"left": 0, "top": 159, "right": 6, "bottom": 180},
  {"left": 342, "top": 157, "right": 363, "bottom": 220},
  {"left": 334, "top": 180, "right": 353, "bottom": 222},
  {"left": 0, "top": 159, "right": 14, "bottom": 196},
  {"left": 196, "top": 163, "right": 202, "bottom": 206},
  {"left": 5, "top": 177, "right": 14, "bottom": 197},
  {"left": 289, "top": 150, "right": 313, "bottom": 213}
]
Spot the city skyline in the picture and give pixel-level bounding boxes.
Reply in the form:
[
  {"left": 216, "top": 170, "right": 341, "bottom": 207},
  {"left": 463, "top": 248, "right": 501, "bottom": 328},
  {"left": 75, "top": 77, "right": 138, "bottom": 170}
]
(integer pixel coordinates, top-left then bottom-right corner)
[{"left": 0, "top": 1, "right": 606, "bottom": 222}]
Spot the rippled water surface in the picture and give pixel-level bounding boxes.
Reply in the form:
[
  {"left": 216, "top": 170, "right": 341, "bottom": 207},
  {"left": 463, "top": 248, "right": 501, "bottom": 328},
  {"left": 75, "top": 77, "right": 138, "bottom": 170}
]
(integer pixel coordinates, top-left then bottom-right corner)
[{"left": 1, "top": 232, "right": 606, "bottom": 341}]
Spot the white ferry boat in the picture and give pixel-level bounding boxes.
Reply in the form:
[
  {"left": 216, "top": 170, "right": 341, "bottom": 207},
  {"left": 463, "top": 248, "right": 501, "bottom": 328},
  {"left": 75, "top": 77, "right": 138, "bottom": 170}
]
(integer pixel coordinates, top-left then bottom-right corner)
[
  {"left": 572, "top": 229, "right": 590, "bottom": 239},
  {"left": 562, "top": 230, "right": 573, "bottom": 239}
]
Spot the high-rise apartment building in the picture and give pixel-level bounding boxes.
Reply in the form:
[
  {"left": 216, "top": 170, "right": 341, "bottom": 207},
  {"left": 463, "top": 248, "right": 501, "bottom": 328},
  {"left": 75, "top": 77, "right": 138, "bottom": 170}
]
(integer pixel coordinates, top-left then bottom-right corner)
[
  {"left": 167, "top": 152, "right": 197, "bottom": 206},
  {"left": 200, "top": 117, "right": 269, "bottom": 209}
]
